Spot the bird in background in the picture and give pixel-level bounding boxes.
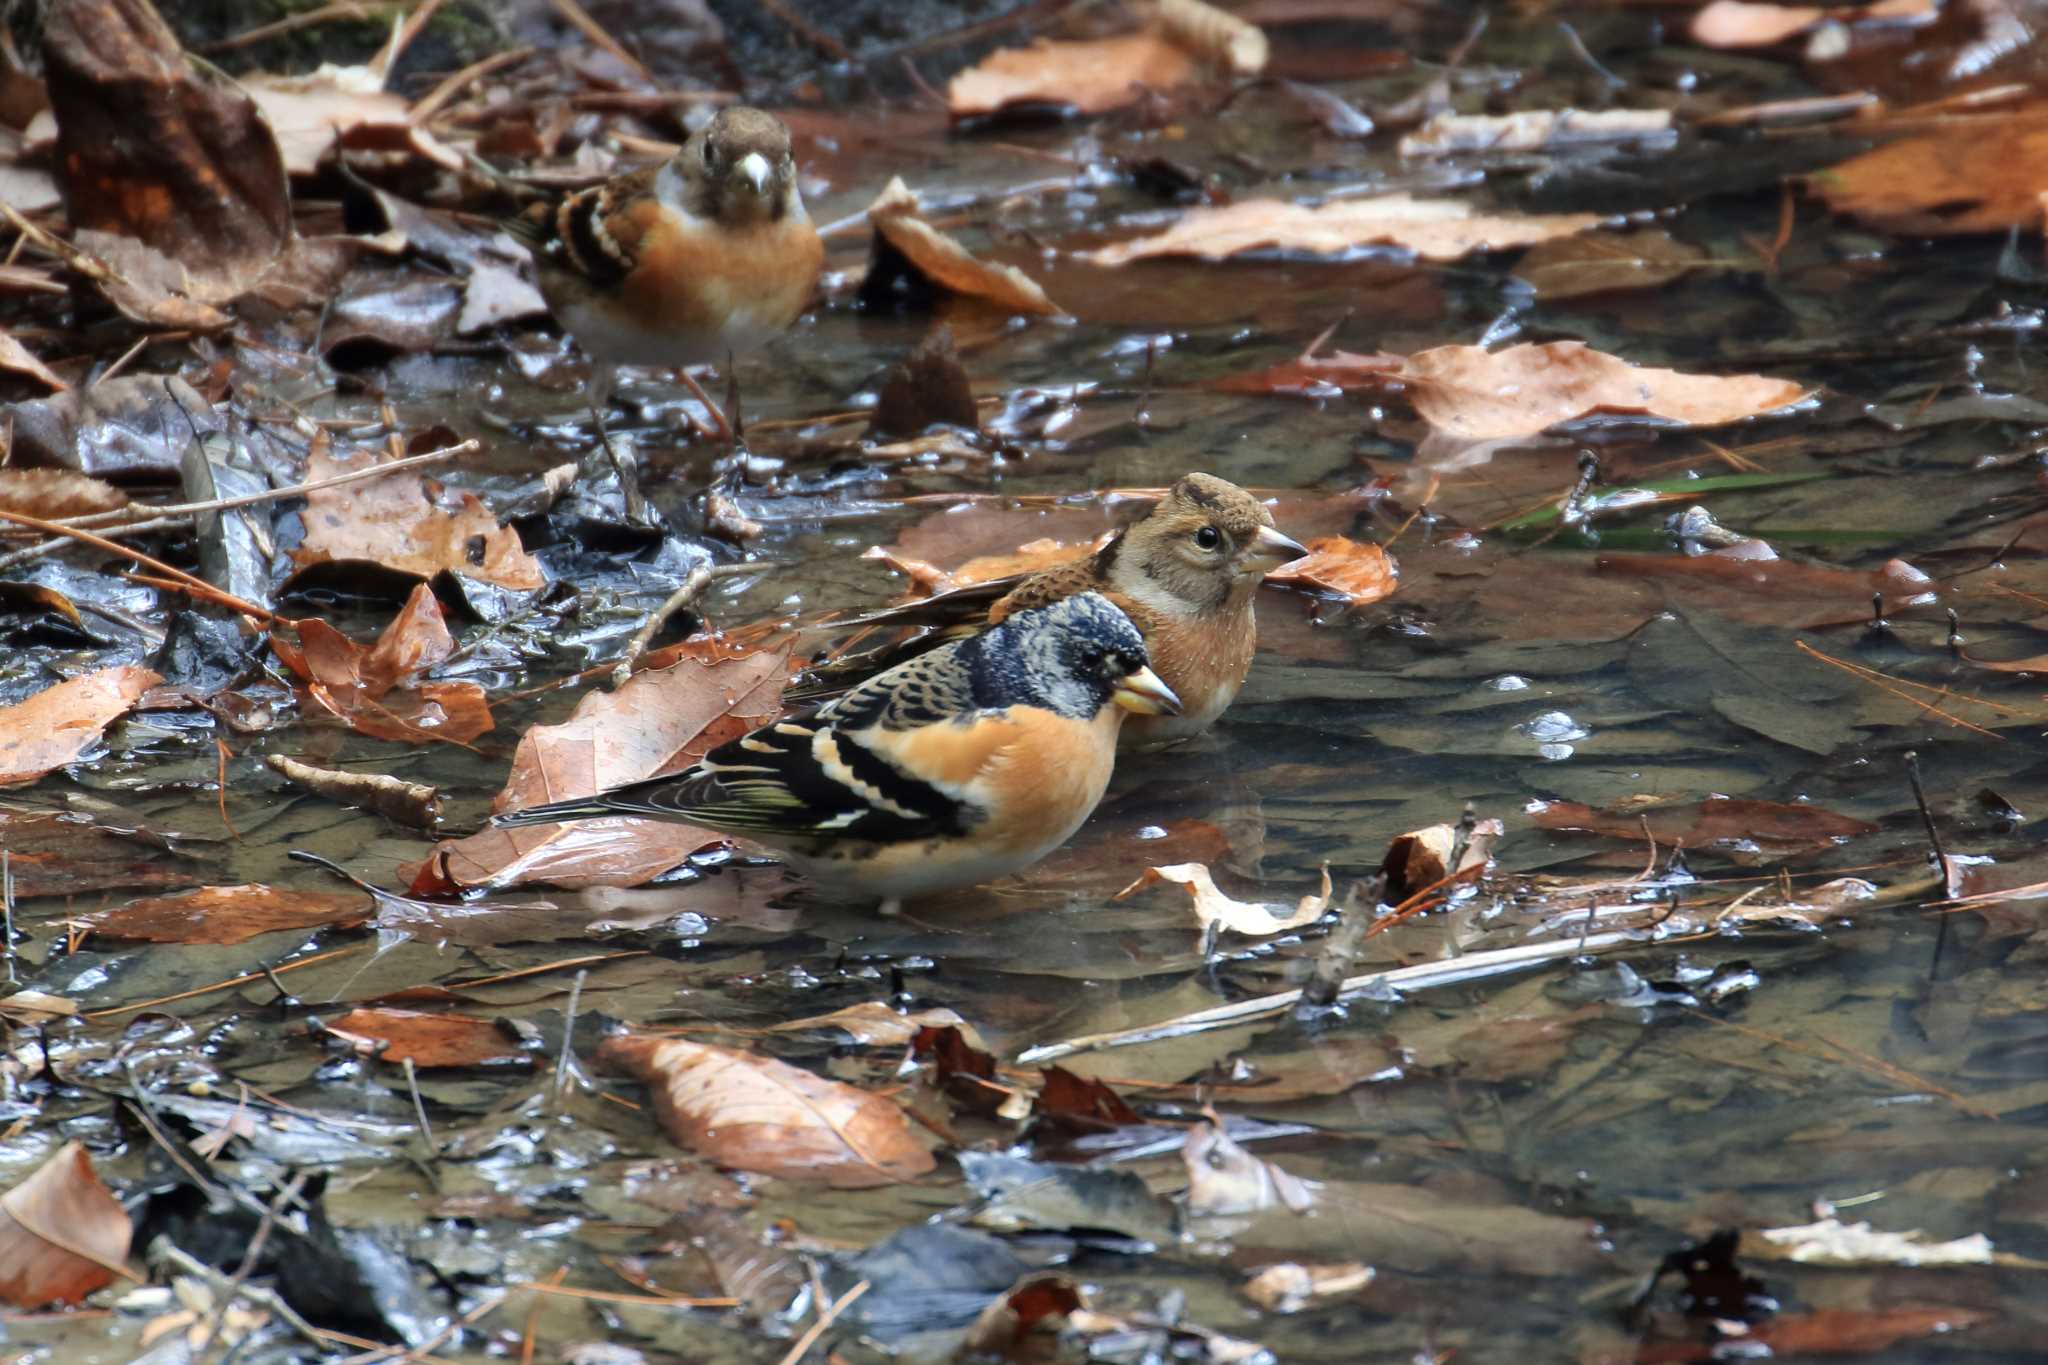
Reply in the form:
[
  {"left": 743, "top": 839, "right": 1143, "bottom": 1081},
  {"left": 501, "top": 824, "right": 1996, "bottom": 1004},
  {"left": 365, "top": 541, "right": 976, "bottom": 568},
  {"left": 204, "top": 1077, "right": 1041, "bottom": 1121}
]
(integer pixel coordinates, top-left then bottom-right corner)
[
  {"left": 501, "top": 105, "right": 824, "bottom": 445},
  {"left": 496, "top": 592, "right": 1181, "bottom": 917},
  {"left": 793, "top": 473, "right": 1307, "bottom": 748}
]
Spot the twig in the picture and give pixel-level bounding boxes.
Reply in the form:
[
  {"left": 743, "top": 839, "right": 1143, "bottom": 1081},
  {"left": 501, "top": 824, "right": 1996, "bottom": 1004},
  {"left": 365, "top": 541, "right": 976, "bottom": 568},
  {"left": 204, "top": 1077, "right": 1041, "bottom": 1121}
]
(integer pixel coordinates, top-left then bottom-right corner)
[
  {"left": 82, "top": 945, "right": 368, "bottom": 1019},
  {"left": 551, "top": 969, "right": 588, "bottom": 1107},
  {"left": 372, "top": 0, "right": 452, "bottom": 83},
  {"left": 1, "top": 853, "right": 14, "bottom": 987},
  {"left": 156, "top": 1239, "right": 330, "bottom": 1349},
  {"left": 1794, "top": 640, "right": 2016, "bottom": 738},
  {"left": 201, "top": 1, "right": 376, "bottom": 53},
  {"left": 610, "top": 564, "right": 713, "bottom": 687},
  {"left": 194, "top": 1172, "right": 310, "bottom": 1349},
  {"left": 1017, "top": 931, "right": 1642, "bottom": 1063},
  {"left": 409, "top": 47, "right": 537, "bottom": 125},
  {"left": 776, "top": 1280, "right": 869, "bottom": 1365},
  {"left": 62, "top": 440, "right": 477, "bottom": 529},
  {"left": 758, "top": 0, "right": 852, "bottom": 61},
  {"left": 0, "top": 508, "right": 280, "bottom": 624},
  {"left": 0, "top": 514, "right": 187, "bottom": 572},
  {"left": 548, "top": 0, "right": 653, "bottom": 85}
]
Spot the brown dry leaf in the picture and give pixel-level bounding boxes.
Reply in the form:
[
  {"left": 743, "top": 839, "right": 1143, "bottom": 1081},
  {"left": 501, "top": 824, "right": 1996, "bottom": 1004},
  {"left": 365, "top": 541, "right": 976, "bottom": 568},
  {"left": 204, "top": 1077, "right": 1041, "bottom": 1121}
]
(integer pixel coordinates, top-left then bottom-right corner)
[
  {"left": 1808, "top": 109, "right": 2048, "bottom": 235},
  {"left": 323, "top": 1008, "right": 532, "bottom": 1068},
  {"left": 43, "top": 0, "right": 290, "bottom": 303},
  {"left": 1596, "top": 547, "right": 1938, "bottom": 620},
  {"left": 1264, "top": 537, "right": 1397, "bottom": 604},
  {"left": 84, "top": 883, "right": 370, "bottom": 945},
  {"left": 1529, "top": 796, "right": 1877, "bottom": 858},
  {"left": 1399, "top": 341, "right": 1812, "bottom": 440},
  {"left": 1398, "top": 107, "right": 1674, "bottom": 157},
  {"left": 863, "top": 534, "right": 1106, "bottom": 601},
  {"left": 0, "top": 1141, "right": 133, "bottom": 1308},
  {"left": 597, "top": 1034, "right": 937, "bottom": 1188},
  {"left": 1213, "top": 343, "right": 1401, "bottom": 396},
  {"left": 416, "top": 641, "right": 790, "bottom": 891},
  {"left": 265, "top": 754, "right": 441, "bottom": 830},
  {"left": 1081, "top": 193, "right": 1601, "bottom": 267},
  {"left": 1513, "top": 229, "right": 1710, "bottom": 300},
  {"left": 0, "top": 331, "right": 64, "bottom": 391},
  {"left": 1115, "top": 862, "right": 1332, "bottom": 936},
  {"left": 769, "top": 1002, "right": 974, "bottom": 1047},
  {"left": 294, "top": 445, "right": 544, "bottom": 590},
  {"left": 1638, "top": 1307, "right": 1987, "bottom": 1362},
  {"left": 1035, "top": 1065, "right": 1143, "bottom": 1134},
  {"left": 0, "top": 468, "right": 124, "bottom": 518},
  {"left": 868, "top": 178, "right": 1061, "bottom": 316},
  {"left": 948, "top": 33, "right": 1198, "bottom": 118},
  {"left": 1241, "top": 1262, "right": 1374, "bottom": 1313},
  {"left": 270, "top": 584, "right": 492, "bottom": 746},
  {"left": 1689, "top": 0, "right": 1935, "bottom": 47},
  {"left": 0, "top": 664, "right": 160, "bottom": 786}
]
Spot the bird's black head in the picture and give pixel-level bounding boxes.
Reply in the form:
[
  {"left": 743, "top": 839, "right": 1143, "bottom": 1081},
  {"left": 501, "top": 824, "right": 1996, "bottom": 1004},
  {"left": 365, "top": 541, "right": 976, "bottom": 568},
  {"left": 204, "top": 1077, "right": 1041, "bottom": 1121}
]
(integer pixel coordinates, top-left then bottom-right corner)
[{"left": 972, "top": 592, "right": 1175, "bottom": 719}]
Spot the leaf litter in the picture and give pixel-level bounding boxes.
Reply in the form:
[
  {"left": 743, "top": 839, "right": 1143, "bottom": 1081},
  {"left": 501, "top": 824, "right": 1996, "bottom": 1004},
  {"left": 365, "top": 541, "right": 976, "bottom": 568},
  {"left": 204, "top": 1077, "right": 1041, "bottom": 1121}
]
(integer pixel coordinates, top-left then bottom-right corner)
[{"left": 0, "top": 0, "right": 2044, "bottom": 1360}]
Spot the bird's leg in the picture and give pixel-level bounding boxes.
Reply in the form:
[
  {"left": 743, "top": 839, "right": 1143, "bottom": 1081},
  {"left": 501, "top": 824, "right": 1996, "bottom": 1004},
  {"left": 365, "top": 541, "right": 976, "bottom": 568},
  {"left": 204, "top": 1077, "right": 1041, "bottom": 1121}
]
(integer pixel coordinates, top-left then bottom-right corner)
[{"left": 587, "top": 363, "right": 654, "bottom": 526}]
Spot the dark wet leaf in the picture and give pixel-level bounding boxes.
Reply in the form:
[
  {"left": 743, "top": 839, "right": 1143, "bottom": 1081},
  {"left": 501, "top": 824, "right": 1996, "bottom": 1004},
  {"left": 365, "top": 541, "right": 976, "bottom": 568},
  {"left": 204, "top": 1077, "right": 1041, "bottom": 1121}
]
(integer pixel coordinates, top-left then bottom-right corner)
[
  {"left": 962, "top": 1152, "right": 1180, "bottom": 1244},
  {"left": 597, "top": 1034, "right": 937, "bottom": 1188},
  {"left": 1035, "top": 1065, "right": 1144, "bottom": 1135},
  {"left": 869, "top": 324, "right": 979, "bottom": 438},
  {"left": 1529, "top": 796, "right": 1878, "bottom": 857},
  {"left": 321, "top": 1008, "right": 534, "bottom": 1068},
  {"left": 2, "top": 374, "right": 219, "bottom": 477},
  {"left": 270, "top": 585, "right": 492, "bottom": 746},
  {"left": 1514, "top": 229, "right": 1711, "bottom": 300},
  {"left": 85, "top": 883, "right": 369, "bottom": 945},
  {"left": 0, "top": 811, "right": 210, "bottom": 898},
  {"left": 293, "top": 444, "right": 544, "bottom": 591},
  {"left": 0, "top": 664, "right": 159, "bottom": 786},
  {"left": 831, "top": 1223, "right": 1034, "bottom": 1345}
]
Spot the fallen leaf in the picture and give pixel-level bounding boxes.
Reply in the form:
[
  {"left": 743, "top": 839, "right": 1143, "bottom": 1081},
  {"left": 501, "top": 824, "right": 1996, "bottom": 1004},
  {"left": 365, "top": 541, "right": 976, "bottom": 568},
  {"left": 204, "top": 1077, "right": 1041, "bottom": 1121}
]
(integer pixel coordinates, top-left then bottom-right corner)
[
  {"left": 1150, "top": 0, "right": 1271, "bottom": 73},
  {"left": 770, "top": 1002, "right": 972, "bottom": 1048},
  {"left": 1264, "top": 537, "right": 1397, "bottom": 603},
  {"left": 948, "top": 32, "right": 1198, "bottom": 118},
  {"left": 1529, "top": 796, "right": 1877, "bottom": 858},
  {"left": 915, "top": 1024, "right": 1028, "bottom": 1118},
  {"left": 0, "top": 664, "right": 160, "bottom": 786},
  {"left": 1241, "top": 1262, "right": 1373, "bottom": 1313},
  {"left": 265, "top": 753, "right": 441, "bottom": 830},
  {"left": 416, "top": 641, "right": 790, "bottom": 891},
  {"left": 868, "top": 324, "right": 980, "bottom": 438},
  {"left": 1382, "top": 818, "right": 1503, "bottom": 902},
  {"left": 84, "top": 883, "right": 370, "bottom": 945},
  {"left": 293, "top": 444, "right": 544, "bottom": 590},
  {"left": 1513, "top": 229, "right": 1710, "bottom": 300},
  {"left": 1212, "top": 342, "right": 1401, "bottom": 396},
  {"left": 0, "top": 811, "right": 209, "bottom": 898},
  {"left": 1596, "top": 547, "right": 1937, "bottom": 617},
  {"left": 0, "top": 331, "right": 64, "bottom": 392},
  {"left": 867, "top": 177, "right": 1062, "bottom": 316},
  {"left": 1398, "top": 107, "right": 1675, "bottom": 157},
  {"left": 0, "top": 1141, "right": 133, "bottom": 1308},
  {"left": 43, "top": 0, "right": 290, "bottom": 303},
  {"left": 270, "top": 585, "right": 492, "bottom": 746},
  {"left": 1756, "top": 1218, "right": 1993, "bottom": 1266},
  {"left": 0, "top": 468, "right": 124, "bottom": 518},
  {"left": 1637, "top": 1307, "right": 1988, "bottom": 1361},
  {"left": 1115, "top": 862, "right": 1332, "bottom": 936},
  {"left": 1080, "top": 193, "right": 1601, "bottom": 267},
  {"left": 962, "top": 1273, "right": 1086, "bottom": 1356},
  {"left": 1183, "top": 1113, "right": 1319, "bottom": 1215},
  {"left": 242, "top": 66, "right": 460, "bottom": 178},
  {"left": 597, "top": 1034, "right": 936, "bottom": 1188},
  {"left": 1034, "top": 1066, "right": 1142, "bottom": 1134},
  {"left": 322, "top": 1008, "right": 532, "bottom": 1068},
  {"left": 1808, "top": 106, "right": 2048, "bottom": 235},
  {"left": 1690, "top": 0, "right": 1935, "bottom": 47},
  {"left": 1398, "top": 341, "right": 1812, "bottom": 439}
]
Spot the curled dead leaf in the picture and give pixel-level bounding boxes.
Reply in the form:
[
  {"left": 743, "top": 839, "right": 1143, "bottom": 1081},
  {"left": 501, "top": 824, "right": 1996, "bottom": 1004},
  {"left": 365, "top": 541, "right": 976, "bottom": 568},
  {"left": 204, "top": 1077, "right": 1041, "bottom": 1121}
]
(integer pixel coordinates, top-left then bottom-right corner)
[
  {"left": 1399, "top": 107, "right": 1674, "bottom": 157},
  {"left": 1241, "top": 1261, "right": 1373, "bottom": 1313},
  {"left": 265, "top": 754, "right": 441, "bottom": 830},
  {"left": 1382, "top": 818, "right": 1502, "bottom": 902},
  {"left": 866, "top": 178, "right": 1061, "bottom": 316},
  {"left": 598, "top": 1034, "right": 936, "bottom": 1188},
  {"left": 1809, "top": 109, "right": 2048, "bottom": 235},
  {"left": 0, "top": 468, "right": 125, "bottom": 519},
  {"left": 1183, "top": 1113, "right": 1319, "bottom": 1215},
  {"left": 1115, "top": 862, "right": 1332, "bottom": 936}
]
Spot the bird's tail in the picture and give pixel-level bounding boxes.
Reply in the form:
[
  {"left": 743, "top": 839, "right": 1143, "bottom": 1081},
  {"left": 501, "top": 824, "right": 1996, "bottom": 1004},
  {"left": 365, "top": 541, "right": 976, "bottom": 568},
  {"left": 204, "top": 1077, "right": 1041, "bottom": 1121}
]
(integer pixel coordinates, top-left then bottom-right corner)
[{"left": 492, "top": 797, "right": 621, "bottom": 829}]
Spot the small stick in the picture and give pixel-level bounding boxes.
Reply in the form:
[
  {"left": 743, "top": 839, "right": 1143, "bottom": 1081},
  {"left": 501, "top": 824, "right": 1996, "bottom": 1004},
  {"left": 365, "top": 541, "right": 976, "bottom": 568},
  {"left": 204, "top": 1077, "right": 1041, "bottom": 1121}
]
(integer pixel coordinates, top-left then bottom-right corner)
[
  {"left": 201, "top": 0, "right": 374, "bottom": 53},
  {"left": 548, "top": 0, "right": 653, "bottom": 85},
  {"left": 63, "top": 439, "right": 478, "bottom": 529},
  {"left": 552, "top": 969, "right": 588, "bottom": 1106},
  {"left": 610, "top": 564, "right": 713, "bottom": 688},
  {"left": 775, "top": 1280, "right": 870, "bottom": 1365},
  {"left": 403, "top": 1057, "right": 436, "bottom": 1152},
  {"left": 0, "top": 515, "right": 188, "bottom": 572},
  {"left": 2, "top": 852, "right": 14, "bottom": 987},
  {"left": 758, "top": 0, "right": 851, "bottom": 61},
  {"left": 409, "top": 47, "right": 536, "bottom": 125},
  {"left": 157, "top": 1240, "right": 329, "bottom": 1349},
  {"left": 0, "top": 507, "right": 280, "bottom": 624}
]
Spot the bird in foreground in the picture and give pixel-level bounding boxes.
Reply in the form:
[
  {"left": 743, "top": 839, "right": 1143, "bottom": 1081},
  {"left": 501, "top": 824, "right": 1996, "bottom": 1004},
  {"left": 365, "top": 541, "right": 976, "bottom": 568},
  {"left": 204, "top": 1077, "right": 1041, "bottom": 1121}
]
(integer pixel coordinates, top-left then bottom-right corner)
[
  {"left": 501, "top": 105, "right": 824, "bottom": 442},
  {"left": 794, "top": 473, "right": 1307, "bottom": 749},
  {"left": 495, "top": 592, "right": 1181, "bottom": 916}
]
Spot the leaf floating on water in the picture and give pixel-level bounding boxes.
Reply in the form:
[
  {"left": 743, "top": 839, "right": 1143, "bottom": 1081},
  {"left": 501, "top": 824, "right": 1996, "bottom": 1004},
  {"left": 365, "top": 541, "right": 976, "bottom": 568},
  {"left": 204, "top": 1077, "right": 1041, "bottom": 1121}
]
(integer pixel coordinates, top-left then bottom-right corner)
[
  {"left": 1241, "top": 1261, "right": 1374, "bottom": 1313},
  {"left": 1755, "top": 1218, "right": 1996, "bottom": 1266},
  {"left": 597, "top": 1034, "right": 937, "bottom": 1188},
  {"left": 0, "top": 1141, "right": 134, "bottom": 1308},
  {"left": 322, "top": 1008, "right": 533, "bottom": 1069},
  {"left": 1264, "top": 537, "right": 1397, "bottom": 604},
  {"left": 1398, "top": 341, "right": 1813, "bottom": 440},
  {"left": 83, "top": 883, "right": 370, "bottom": 946},
  {"left": 1182, "top": 1112, "right": 1319, "bottom": 1215},
  {"left": 1115, "top": 862, "right": 1332, "bottom": 936},
  {"left": 1808, "top": 109, "right": 2048, "bottom": 236},
  {"left": 946, "top": 0, "right": 1264, "bottom": 119},
  {"left": 1513, "top": 229, "right": 1711, "bottom": 300},
  {"left": 270, "top": 584, "right": 493, "bottom": 746},
  {"left": 0, "top": 664, "right": 160, "bottom": 786},
  {"left": 1528, "top": 795, "right": 1878, "bottom": 858},
  {"left": 293, "top": 443, "right": 544, "bottom": 591},
  {"left": 1081, "top": 193, "right": 1602, "bottom": 266},
  {"left": 1689, "top": 0, "right": 1936, "bottom": 47},
  {"left": 770, "top": 1002, "right": 973, "bottom": 1048}
]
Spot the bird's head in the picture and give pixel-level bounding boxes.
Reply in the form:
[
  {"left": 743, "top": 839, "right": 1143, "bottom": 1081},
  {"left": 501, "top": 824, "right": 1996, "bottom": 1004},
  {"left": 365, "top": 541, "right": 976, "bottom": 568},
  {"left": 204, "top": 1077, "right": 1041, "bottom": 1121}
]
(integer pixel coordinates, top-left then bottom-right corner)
[
  {"left": 669, "top": 106, "right": 802, "bottom": 225},
  {"left": 1106, "top": 472, "right": 1307, "bottom": 613}
]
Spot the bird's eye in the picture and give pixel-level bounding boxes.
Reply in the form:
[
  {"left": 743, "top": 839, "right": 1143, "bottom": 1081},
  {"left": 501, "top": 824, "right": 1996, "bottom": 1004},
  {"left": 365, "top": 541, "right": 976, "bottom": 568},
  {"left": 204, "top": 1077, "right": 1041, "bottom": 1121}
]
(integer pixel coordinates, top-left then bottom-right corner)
[
  {"left": 1194, "top": 526, "right": 1222, "bottom": 550},
  {"left": 701, "top": 140, "right": 716, "bottom": 168}
]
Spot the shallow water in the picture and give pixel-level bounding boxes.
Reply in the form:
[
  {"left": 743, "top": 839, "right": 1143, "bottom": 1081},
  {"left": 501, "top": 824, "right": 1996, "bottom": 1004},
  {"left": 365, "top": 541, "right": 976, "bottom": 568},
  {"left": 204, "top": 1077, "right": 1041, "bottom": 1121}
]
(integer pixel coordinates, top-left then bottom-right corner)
[{"left": 11, "top": 2, "right": 2048, "bottom": 1362}]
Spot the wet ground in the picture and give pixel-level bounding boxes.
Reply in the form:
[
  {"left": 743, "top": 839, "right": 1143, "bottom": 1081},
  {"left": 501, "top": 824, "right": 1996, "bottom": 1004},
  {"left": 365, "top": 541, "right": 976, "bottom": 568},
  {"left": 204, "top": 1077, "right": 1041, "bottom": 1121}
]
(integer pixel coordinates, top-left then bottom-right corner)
[{"left": 9, "top": 0, "right": 2048, "bottom": 1361}]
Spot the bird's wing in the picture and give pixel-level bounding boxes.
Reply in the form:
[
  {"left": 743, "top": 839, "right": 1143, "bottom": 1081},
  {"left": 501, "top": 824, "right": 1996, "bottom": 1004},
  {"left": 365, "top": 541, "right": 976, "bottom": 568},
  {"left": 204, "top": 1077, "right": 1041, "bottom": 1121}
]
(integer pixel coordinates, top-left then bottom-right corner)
[{"left": 503, "top": 165, "right": 664, "bottom": 289}]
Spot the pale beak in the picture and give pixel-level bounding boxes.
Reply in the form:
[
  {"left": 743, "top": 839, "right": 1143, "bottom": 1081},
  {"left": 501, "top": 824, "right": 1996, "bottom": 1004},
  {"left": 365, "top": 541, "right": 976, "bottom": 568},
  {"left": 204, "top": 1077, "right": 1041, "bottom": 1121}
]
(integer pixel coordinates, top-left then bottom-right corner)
[
  {"left": 734, "top": 151, "right": 772, "bottom": 196},
  {"left": 1241, "top": 524, "right": 1310, "bottom": 574},
  {"left": 1112, "top": 665, "right": 1183, "bottom": 717}
]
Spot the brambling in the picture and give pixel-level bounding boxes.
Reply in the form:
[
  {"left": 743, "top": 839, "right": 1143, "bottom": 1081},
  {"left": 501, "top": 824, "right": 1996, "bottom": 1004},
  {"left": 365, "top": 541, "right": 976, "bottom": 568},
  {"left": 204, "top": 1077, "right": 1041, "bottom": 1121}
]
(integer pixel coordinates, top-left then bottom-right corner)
[
  {"left": 797, "top": 473, "right": 1307, "bottom": 749},
  {"left": 495, "top": 592, "right": 1181, "bottom": 916},
  {"left": 502, "top": 105, "right": 824, "bottom": 439}
]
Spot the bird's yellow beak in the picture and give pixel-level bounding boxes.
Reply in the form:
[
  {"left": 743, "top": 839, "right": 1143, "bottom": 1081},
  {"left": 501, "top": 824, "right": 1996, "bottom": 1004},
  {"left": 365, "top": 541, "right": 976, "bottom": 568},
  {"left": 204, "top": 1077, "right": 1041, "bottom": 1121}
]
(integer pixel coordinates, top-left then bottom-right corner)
[
  {"left": 734, "top": 151, "right": 772, "bottom": 197},
  {"left": 1240, "top": 524, "right": 1310, "bottom": 575},
  {"left": 1113, "top": 665, "right": 1182, "bottom": 716}
]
